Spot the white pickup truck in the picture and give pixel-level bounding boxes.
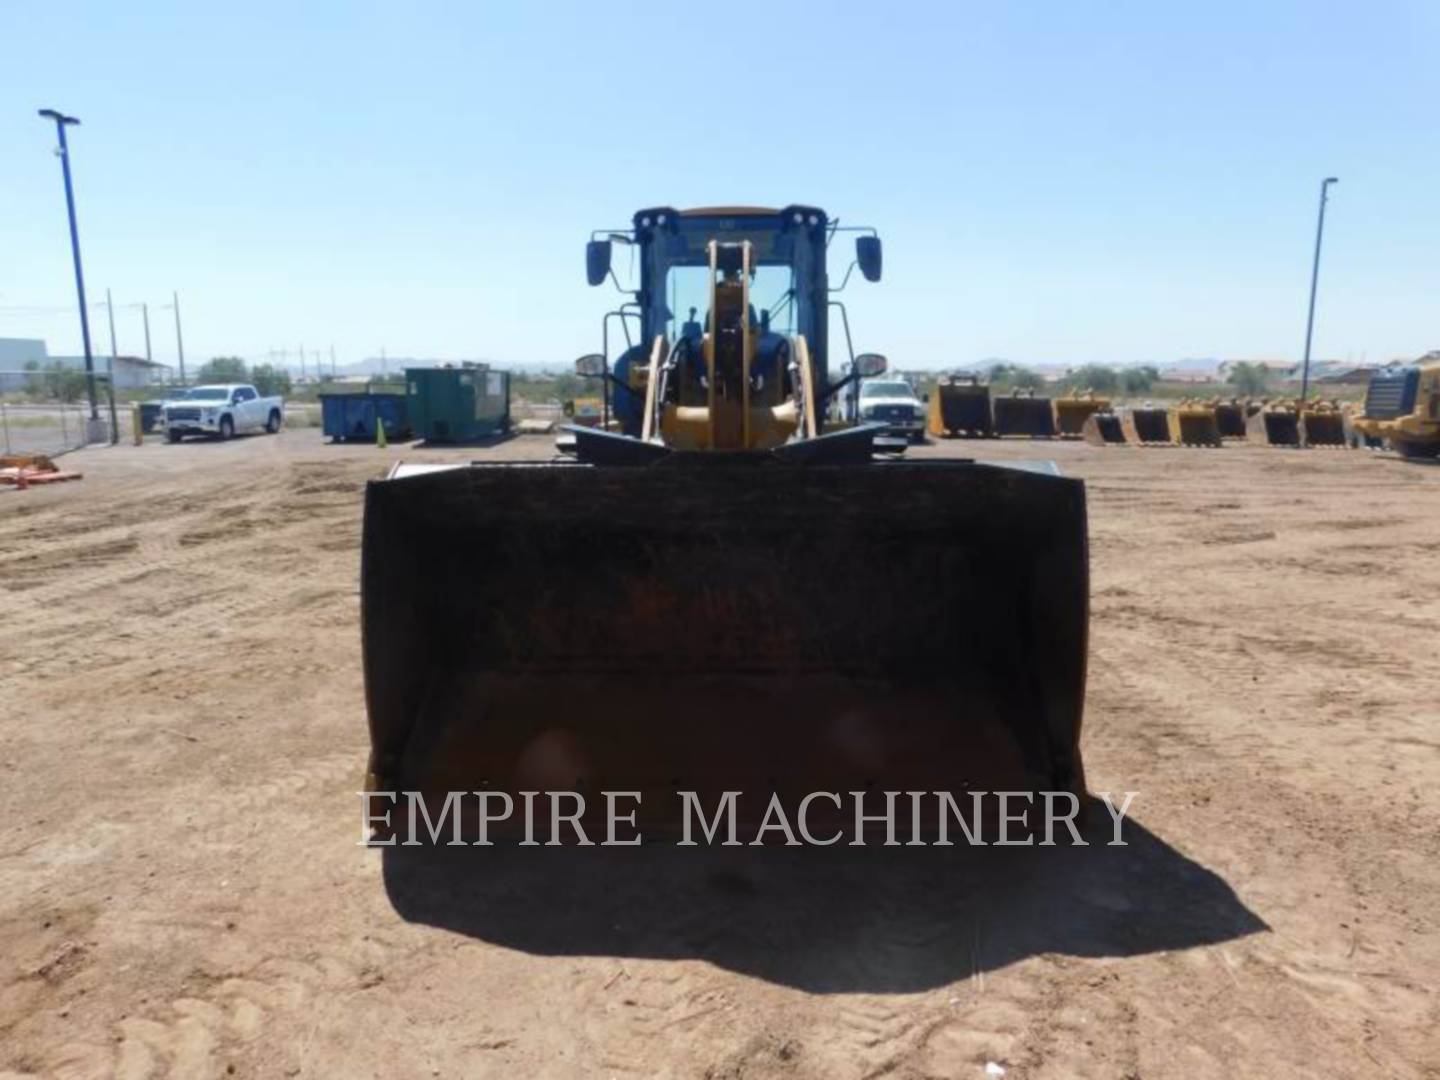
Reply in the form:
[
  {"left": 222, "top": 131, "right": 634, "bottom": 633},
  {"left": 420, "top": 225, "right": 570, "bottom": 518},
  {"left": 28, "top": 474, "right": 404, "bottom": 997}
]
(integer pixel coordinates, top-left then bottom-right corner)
[{"left": 161, "top": 384, "right": 284, "bottom": 442}]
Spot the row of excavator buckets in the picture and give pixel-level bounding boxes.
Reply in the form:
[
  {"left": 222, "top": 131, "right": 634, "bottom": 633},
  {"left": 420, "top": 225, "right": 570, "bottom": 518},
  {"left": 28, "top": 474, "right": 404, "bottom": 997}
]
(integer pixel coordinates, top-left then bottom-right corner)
[{"left": 927, "top": 377, "right": 1352, "bottom": 448}]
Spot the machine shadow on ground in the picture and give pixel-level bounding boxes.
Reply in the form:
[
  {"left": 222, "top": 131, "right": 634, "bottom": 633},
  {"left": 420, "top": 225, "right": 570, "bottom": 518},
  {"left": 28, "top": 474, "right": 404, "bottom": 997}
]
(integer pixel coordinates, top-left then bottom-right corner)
[{"left": 382, "top": 811, "right": 1266, "bottom": 994}]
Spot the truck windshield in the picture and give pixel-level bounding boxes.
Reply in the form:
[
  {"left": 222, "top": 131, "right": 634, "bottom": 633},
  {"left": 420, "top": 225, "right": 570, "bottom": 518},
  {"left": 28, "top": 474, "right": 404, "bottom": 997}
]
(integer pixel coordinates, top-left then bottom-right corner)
[
  {"left": 861, "top": 381, "right": 914, "bottom": 400},
  {"left": 185, "top": 388, "right": 230, "bottom": 400}
]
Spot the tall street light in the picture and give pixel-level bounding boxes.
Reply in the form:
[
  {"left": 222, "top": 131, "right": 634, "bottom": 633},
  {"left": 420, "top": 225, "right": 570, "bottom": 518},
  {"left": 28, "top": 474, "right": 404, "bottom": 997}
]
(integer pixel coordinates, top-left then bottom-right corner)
[
  {"left": 37, "top": 108, "right": 103, "bottom": 436},
  {"left": 1300, "top": 177, "right": 1339, "bottom": 403}
]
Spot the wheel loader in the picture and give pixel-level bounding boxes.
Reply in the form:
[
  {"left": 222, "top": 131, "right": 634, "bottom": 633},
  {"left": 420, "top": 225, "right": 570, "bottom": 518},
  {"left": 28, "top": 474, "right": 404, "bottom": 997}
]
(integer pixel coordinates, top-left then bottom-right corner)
[
  {"left": 1350, "top": 357, "right": 1440, "bottom": 459},
  {"left": 361, "top": 205, "right": 1089, "bottom": 837}
]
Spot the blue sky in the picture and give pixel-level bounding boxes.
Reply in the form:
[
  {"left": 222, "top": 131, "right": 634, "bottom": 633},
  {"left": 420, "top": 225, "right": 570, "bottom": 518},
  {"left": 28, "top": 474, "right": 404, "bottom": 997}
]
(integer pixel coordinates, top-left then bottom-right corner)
[{"left": 3, "top": 1, "right": 1437, "bottom": 372}]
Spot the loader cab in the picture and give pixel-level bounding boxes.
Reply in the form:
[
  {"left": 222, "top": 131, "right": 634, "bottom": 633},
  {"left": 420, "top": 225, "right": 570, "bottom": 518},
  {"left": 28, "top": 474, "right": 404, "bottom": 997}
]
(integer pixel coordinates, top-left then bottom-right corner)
[{"left": 583, "top": 205, "right": 883, "bottom": 438}]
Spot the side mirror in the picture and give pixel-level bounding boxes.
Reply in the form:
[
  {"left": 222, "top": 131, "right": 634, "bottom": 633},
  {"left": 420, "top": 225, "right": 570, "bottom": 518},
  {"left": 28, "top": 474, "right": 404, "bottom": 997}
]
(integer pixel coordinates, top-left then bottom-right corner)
[
  {"left": 856, "top": 236, "right": 882, "bottom": 282},
  {"left": 586, "top": 240, "right": 612, "bottom": 287},
  {"left": 574, "top": 353, "right": 607, "bottom": 378},
  {"left": 855, "top": 353, "right": 887, "bottom": 377}
]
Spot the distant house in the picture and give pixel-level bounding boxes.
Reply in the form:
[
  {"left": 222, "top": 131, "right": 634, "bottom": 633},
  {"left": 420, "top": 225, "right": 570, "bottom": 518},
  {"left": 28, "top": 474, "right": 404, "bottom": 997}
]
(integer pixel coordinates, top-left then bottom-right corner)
[
  {"left": 48, "top": 354, "right": 170, "bottom": 390},
  {"left": 0, "top": 338, "right": 50, "bottom": 390},
  {"left": 1217, "top": 359, "right": 1302, "bottom": 379},
  {"left": 1316, "top": 365, "right": 1380, "bottom": 385}
]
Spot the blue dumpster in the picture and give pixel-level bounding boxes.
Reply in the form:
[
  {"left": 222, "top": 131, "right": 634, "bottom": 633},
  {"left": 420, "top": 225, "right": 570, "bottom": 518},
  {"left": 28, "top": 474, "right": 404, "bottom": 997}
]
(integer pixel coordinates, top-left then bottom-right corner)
[{"left": 320, "top": 393, "right": 411, "bottom": 443}]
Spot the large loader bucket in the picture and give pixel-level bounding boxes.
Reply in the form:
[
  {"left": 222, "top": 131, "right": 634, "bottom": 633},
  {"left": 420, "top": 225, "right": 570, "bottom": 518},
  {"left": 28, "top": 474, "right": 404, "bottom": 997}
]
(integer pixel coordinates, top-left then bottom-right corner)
[
  {"left": 1247, "top": 409, "right": 1300, "bottom": 447},
  {"left": 1170, "top": 407, "right": 1222, "bottom": 447},
  {"left": 1081, "top": 412, "right": 1126, "bottom": 445},
  {"left": 928, "top": 382, "right": 993, "bottom": 437},
  {"left": 362, "top": 459, "right": 1088, "bottom": 836},
  {"left": 1214, "top": 402, "right": 1246, "bottom": 439},
  {"left": 1126, "top": 407, "right": 1172, "bottom": 445},
  {"left": 993, "top": 396, "right": 1056, "bottom": 438},
  {"left": 1054, "top": 398, "right": 1108, "bottom": 438},
  {"left": 1301, "top": 410, "right": 1346, "bottom": 447}
]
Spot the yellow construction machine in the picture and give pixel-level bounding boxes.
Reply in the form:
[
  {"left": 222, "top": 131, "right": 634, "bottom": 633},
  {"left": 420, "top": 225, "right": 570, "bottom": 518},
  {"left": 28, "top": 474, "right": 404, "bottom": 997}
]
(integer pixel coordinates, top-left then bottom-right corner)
[
  {"left": 361, "top": 205, "right": 1090, "bottom": 836},
  {"left": 1350, "top": 357, "right": 1440, "bottom": 459},
  {"left": 1054, "top": 390, "right": 1110, "bottom": 438}
]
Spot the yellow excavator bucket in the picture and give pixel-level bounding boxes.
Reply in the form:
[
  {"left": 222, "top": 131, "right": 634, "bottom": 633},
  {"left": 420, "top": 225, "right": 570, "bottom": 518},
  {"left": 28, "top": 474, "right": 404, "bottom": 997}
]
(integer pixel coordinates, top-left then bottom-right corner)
[
  {"left": 361, "top": 458, "right": 1089, "bottom": 835},
  {"left": 927, "top": 375, "right": 994, "bottom": 437},
  {"left": 1212, "top": 399, "right": 1247, "bottom": 439},
  {"left": 1054, "top": 391, "right": 1110, "bottom": 438},
  {"left": 1126, "top": 406, "right": 1172, "bottom": 445},
  {"left": 1081, "top": 412, "right": 1126, "bottom": 445},
  {"left": 993, "top": 391, "right": 1056, "bottom": 438},
  {"left": 1300, "top": 401, "right": 1347, "bottom": 447},
  {"left": 1246, "top": 402, "right": 1301, "bottom": 446},
  {"left": 1170, "top": 402, "right": 1222, "bottom": 447}
]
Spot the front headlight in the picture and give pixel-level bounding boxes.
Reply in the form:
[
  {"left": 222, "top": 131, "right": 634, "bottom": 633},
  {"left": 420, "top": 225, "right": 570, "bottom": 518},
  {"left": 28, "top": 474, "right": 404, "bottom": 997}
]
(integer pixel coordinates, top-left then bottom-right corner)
[{"left": 203, "top": 408, "right": 215, "bottom": 420}]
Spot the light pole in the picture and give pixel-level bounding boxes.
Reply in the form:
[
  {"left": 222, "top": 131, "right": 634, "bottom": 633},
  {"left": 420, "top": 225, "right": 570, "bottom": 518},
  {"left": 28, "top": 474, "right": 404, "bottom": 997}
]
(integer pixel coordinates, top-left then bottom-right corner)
[
  {"left": 1300, "top": 177, "right": 1338, "bottom": 403},
  {"left": 38, "top": 108, "right": 104, "bottom": 439},
  {"left": 171, "top": 291, "right": 187, "bottom": 384}
]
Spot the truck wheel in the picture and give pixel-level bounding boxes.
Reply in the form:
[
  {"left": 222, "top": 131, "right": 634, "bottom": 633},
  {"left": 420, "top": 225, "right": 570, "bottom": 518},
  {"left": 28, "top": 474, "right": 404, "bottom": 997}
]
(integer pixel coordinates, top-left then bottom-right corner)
[
  {"left": 166, "top": 429, "right": 183, "bottom": 444},
  {"left": 219, "top": 415, "right": 235, "bottom": 441},
  {"left": 266, "top": 409, "right": 281, "bottom": 434}
]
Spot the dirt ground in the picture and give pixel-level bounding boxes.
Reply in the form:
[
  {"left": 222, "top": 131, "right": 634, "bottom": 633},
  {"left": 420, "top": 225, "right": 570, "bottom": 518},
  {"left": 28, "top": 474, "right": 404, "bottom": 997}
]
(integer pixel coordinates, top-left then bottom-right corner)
[{"left": 1, "top": 429, "right": 1437, "bottom": 1079}]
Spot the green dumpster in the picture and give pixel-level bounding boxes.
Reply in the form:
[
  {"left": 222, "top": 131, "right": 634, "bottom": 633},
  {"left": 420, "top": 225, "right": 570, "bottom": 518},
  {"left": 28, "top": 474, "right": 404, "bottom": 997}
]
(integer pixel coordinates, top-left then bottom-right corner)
[{"left": 405, "top": 366, "right": 511, "bottom": 443}]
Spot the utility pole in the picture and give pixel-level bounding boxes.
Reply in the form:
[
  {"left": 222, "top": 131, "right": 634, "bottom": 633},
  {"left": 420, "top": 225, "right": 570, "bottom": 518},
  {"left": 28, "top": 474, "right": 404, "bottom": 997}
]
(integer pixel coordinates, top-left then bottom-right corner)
[
  {"left": 37, "top": 108, "right": 102, "bottom": 436},
  {"left": 141, "top": 303, "right": 153, "bottom": 367},
  {"left": 104, "top": 288, "right": 120, "bottom": 443},
  {"left": 381, "top": 347, "right": 387, "bottom": 377},
  {"left": 330, "top": 344, "right": 337, "bottom": 377},
  {"left": 1300, "top": 177, "right": 1339, "bottom": 403},
  {"left": 172, "top": 290, "right": 187, "bottom": 384},
  {"left": 299, "top": 343, "right": 306, "bottom": 381}
]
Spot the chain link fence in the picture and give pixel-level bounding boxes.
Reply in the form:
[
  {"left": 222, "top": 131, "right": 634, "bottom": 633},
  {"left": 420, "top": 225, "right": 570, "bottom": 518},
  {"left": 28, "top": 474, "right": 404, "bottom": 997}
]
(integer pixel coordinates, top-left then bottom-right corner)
[{"left": 0, "top": 401, "right": 109, "bottom": 457}]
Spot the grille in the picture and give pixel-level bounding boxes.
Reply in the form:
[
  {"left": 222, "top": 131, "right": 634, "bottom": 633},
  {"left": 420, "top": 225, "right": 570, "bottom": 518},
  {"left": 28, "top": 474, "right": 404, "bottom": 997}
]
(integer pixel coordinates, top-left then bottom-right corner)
[
  {"left": 873, "top": 405, "right": 917, "bottom": 421},
  {"left": 1363, "top": 368, "right": 1419, "bottom": 421},
  {"left": 167, "top": 407, "right": 201, "bottom": 421}
]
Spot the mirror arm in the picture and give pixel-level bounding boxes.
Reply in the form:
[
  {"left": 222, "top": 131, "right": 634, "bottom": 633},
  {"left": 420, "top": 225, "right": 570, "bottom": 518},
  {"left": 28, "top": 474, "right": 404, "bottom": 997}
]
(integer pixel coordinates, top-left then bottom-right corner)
[
  {"left": 607, "top": 268, "right": 638, "bottom": 296},
  {"left": 829, "top": 260, "right": 857, "bottom": 294},
  {"left": 828, "top": 299, "right": 856, "bottom": 366},
  {"left": 820, "top": 368, "right": 858, "bottom": 406}
]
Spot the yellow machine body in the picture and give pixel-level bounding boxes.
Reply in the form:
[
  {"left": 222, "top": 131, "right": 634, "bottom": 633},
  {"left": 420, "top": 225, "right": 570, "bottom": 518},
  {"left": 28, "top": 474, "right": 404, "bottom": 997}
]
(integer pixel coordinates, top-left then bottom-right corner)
[{"left": 1351, "top": 360, "right": 1440, "bottom": 459}]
